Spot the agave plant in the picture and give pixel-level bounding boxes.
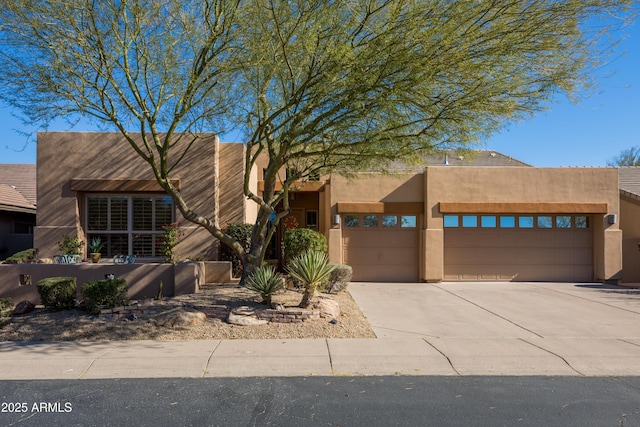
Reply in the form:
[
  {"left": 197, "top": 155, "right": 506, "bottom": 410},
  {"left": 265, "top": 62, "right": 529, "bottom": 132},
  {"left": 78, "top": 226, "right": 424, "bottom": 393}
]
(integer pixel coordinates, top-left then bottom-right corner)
[
  {"left": 245, "top": 265, "right": 284, "bottom": 305},
  {"left": 287, "top": 251, "right": 335, "bottom": 308}
]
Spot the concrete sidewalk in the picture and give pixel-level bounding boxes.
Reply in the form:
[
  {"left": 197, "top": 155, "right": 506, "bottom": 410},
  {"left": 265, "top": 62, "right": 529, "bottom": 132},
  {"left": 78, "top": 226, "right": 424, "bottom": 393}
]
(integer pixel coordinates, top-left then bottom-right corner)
[{"left": 1, "top": 282, "right": 639, "bottom": 379}]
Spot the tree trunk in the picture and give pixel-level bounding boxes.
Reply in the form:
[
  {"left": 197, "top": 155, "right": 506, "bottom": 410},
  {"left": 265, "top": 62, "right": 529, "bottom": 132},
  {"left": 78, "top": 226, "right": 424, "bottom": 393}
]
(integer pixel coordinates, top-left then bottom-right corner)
[
  {"left": 240, "top": 207, "right": 271, "bottom": 285},
  {"left": 299, "top": 282, "right": 318, "bottom": 308}
]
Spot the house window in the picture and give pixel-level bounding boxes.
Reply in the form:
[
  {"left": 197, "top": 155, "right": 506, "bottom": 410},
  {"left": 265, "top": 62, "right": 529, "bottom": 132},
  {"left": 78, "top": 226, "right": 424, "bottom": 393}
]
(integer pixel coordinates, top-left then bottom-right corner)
[
  {"left": 382, "top": 215, "right": 398, "bottom": 227},
  {"left": 556, "top": 216, "right": 572, "bottom": 229},
  {"left": 519, "top": 216, "right": 534, "bottom": 228},
  {"left": 537, "top": 216, "right": 553, "bottom": 229},
  {"left": 401, "top": 215, "right": 417, "bottom": 228},
  {"left": 363, "top": 215, "right": 379, "bottom": 228},
  {"left": 499, "top": 216, "right": 515, "bottom": 228},
  {"left": 14, "top": 223, "right": 33, "bottom": 234},
  {"left": 86, "top": 194, "right": 174, "bottom": 258},
  {"left": 481, "top": 216, "right": 497, "bottom": 228},
  {"left": 462, "top": 215, "right": 477, "bottom": 227},
  {"left": 344, "top": 215, "right": 360, "bottom": 227},
  {"left": 444, "top": 215, "right": 459, "bottom": 227},
  {"left": 306, "top": 210, "right": 318, "bottom": 230},
  {"left": 575, "top": 216, "right": 589, "bottom": 229}
]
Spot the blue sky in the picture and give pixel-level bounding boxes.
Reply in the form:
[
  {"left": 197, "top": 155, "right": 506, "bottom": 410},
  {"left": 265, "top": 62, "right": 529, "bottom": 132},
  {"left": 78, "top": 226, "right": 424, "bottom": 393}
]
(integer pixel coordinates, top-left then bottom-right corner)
[{"left": 1, "top": 20, "right": 638, "bottom": 167}]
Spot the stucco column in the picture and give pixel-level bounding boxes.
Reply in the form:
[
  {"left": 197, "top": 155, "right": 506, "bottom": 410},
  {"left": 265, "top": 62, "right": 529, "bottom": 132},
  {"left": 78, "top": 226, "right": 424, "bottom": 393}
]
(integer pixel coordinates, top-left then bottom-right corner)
[
  {"left": 603, "top": 229, "right": 623, "bottom": 282},
  {"left": 425, "top": 228, "right": 443, "bottom": 282},
  {"left": 328, "top": 228, "right": 343, "bottom": 265}
]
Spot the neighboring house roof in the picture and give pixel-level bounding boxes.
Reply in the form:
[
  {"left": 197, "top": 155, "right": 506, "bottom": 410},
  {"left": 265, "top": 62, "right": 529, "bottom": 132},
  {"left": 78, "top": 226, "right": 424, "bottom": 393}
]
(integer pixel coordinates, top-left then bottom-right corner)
[
  {"left": 619, "top": 167, "right": 640, "bottom": 201},
  {"left": 0, "top": 184, "right": 35, "bottom": 213},
  {"left": 384, "top": 149, "right": 530, "bottom": 173},
  {"left": 0, "top": 164, "right": 37, "bottom": 213}
]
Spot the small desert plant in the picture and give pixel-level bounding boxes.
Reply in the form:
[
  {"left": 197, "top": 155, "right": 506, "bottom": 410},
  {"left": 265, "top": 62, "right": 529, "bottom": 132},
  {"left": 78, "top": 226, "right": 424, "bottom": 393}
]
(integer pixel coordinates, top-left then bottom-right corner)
[
  {"left": 283, "top": 228, "right": 327, "bottom": 263},
  {"left": 325, "top": 264, "right": 352, "bottom": 293},
  {"left": 36, "top": 277, "right": 77, "bottom": 310},
  {"left": 89, "top": 237, "right": 104, "bottom": 253},
  {"left": 287, "top": 251, "right": 335, "bottom": 308},
  {"left": 5, "top": 248, "right": 38, "bottom": 264},
  {"left": 220, "top": 223, "right": 252, "bottom": 277},
  {"left": 158, "top": 221, "right": 184, "bottom": 263},
  {"left": 82, "top": 279, "right": 129, "bottom": 314},
  {"left": 57, "top": 234, "right": 84, "bottom": 255},
  {"left": 0, "top": 297, "right": 11, "bottom": 313},
  {"left": 245, "top": 265, "right": 284, "bottom": 305}
]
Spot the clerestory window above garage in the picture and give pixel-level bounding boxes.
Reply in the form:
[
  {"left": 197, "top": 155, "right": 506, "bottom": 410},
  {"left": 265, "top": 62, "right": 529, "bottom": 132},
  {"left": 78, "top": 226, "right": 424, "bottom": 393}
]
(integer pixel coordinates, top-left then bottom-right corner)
[
  {"left": 343, "top": 214, "right": 417, "bottom": 228},
  {"left": 444, "top": 214, "right": 590, "bottom": 229}
]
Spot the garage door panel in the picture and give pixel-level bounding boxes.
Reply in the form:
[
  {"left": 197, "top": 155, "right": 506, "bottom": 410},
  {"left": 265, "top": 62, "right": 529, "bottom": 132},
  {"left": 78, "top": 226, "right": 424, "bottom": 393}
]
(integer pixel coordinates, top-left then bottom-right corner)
[
  {"left": 343, "top": 231, "right": 417, "bottom": 249},
  {"left": 350, "top": 264, "right": 417, "bottom": 282},
  {"left": 517, "top": 247, "right": 555, "bottom": 265},
  {"left": 342, "top": 215, "right": 419, "bottom": 282},
  {"left": 528, "top": 232, "right": 556, "bottom": 247},
  {"left": 445, "top": 247, "right": 519, "bottom": 265},
  {"left": 444, "top": 216, "right": 593, "bottom": 282},
  {"left": 344, "top": 247, "right": 416, "bottom": 266}
]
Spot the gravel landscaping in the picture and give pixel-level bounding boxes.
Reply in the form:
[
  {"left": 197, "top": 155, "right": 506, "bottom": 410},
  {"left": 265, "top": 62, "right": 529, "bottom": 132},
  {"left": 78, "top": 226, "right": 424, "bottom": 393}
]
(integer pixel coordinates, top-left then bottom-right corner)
[{"left": 0, "top": 284, "right": 376, "bottom": 341}]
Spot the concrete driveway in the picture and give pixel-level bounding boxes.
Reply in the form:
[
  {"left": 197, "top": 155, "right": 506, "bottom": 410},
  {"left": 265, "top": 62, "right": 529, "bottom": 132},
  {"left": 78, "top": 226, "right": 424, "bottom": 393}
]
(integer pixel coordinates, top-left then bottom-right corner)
[
  {"left": 2, "top": 282, "right": 639, "bottom": 379},
  {"left": 348, "top": 282, "right": 640, "bottom": 376}
]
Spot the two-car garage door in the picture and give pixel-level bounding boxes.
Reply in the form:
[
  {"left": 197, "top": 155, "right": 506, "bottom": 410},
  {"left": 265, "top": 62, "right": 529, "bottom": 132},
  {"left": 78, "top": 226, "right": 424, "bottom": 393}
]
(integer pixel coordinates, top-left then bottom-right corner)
[
  {"left": 341, "top": 212, "right": 594, "bottom": 282},
  {"left": 443, "top": 214, "right": 593, "bottom": 282}
]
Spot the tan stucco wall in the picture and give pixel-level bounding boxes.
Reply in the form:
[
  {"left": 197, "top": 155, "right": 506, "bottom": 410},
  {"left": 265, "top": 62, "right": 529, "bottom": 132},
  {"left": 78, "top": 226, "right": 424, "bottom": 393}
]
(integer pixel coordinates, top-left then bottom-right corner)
[
  {"left": 218, "top": 143, "right": 246, "bottom": 228},
  {"left": 424, "top": 167, "right": 621, "bottom": 282},
  {"left": 0, "top": 261, "right": 211, "bottom": 303},
  {"left": 327, "top": 173, "right": 424, "bottom": 266},
  {"left": 620, "top": 195, "right": 640, "bottom": 283},
  {"left": 35, "top": 132, "right": 244, "bottom": 260}
]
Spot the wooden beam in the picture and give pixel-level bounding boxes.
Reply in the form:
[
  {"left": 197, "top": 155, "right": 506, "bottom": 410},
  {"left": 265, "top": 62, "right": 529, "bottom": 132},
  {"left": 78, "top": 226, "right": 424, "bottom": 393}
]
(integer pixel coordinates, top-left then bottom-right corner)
[
  {"left": 336, "top": 202, "right": 423, "bottom": 214},
  {"left": 438, "top": 202, "right": 608, "bottom": 214},
  {"left": 70, "top": 179, "right": 181, "bottom": 192}
]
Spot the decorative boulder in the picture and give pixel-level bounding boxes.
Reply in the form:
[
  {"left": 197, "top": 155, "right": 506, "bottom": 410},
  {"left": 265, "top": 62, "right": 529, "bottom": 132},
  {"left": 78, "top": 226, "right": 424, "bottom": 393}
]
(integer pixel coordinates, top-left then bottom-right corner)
[
  {"left": 314, "top": 296, "right": 340, "bottom": 319},
  {"left": 227, "top": 306, "right": 268, "bottom": 326},
  {"left": 13, "top": 300, "right": 35, "bottom": 316},
  {"left": 151, "top": 307, "right": 206, "bottom": 327}
]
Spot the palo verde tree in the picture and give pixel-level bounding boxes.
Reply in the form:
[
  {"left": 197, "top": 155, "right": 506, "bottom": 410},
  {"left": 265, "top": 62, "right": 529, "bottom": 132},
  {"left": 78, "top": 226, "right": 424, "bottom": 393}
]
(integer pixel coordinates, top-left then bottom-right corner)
[
  {"left": 0, "top": 0, "right": 635, "bottom": 282},
  {"left": 608, "top": 146, "right": 640, "bottom": 166}
]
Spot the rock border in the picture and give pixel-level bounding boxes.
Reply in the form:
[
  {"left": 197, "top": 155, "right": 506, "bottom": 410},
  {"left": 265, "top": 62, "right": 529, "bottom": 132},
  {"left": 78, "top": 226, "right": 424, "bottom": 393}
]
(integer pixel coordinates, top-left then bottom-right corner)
[{"left": 98, "top": 301, "right": 324, "bottom": 324}]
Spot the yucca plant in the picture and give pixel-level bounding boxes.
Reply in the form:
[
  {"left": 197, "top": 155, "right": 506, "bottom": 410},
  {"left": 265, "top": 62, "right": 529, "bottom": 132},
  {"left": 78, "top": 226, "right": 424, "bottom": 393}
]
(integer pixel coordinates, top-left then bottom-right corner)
[
  {"left": 245, "top": 265, "right": 284, "bottom": 305},
  {"left": 287, "top": 251, "right": 336, "bottom": 308}
]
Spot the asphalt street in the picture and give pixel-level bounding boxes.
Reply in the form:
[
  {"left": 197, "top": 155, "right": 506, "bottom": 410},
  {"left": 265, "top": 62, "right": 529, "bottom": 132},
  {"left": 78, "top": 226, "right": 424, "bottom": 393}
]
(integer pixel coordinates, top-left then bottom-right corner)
[{"left": 1, "top": 376, "right": 640, "bottom": 426}]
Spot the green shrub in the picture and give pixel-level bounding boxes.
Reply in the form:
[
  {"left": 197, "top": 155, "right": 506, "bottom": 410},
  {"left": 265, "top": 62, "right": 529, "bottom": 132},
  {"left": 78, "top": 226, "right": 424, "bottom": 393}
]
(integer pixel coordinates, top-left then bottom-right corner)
[
  {"left": 287, "top": 251, "right": 335, "bottom": 308},
  {"left": 283, "top": 228, "right": 327, "bottom": 263},
  {"left": 220, "top": 223, "right": 252, "bottom": 277},
  {"left": 82, "top": 279, "right": 129, "bottom": 314},
  {"left": 36, "top": 277, "right": 77, "bottom": 310},
  {"left": 0, "top": 297, "right": 11, "bottom": 314},
  {"left": 245, "top": 265, "right": 284, "bottom": 305},
  {"left": 5, "top": 248, "right": 38, "bottom": 264},
  {"left": 325, "top": 264, "right": 352, "bottom": 293},
  {"left": 56, "top": 234, "right": 84, "bottom": 255}
]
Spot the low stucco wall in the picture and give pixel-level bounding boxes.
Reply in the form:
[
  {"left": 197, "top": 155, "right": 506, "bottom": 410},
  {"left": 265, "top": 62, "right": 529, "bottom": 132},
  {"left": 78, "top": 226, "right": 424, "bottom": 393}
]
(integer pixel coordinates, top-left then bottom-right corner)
[
  {"left": 0, "top": 262, "right": 206, "bottom": 305},
  {"left": 204, "top": 261, "right": 236, "bottom": 283}
]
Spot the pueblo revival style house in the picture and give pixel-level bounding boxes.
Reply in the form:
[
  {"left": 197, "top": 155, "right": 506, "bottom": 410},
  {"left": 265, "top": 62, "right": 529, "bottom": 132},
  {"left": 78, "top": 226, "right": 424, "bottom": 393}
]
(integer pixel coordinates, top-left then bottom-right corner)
[{"left": 31, "top": 132, "right": 640, "bottom": 285}]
